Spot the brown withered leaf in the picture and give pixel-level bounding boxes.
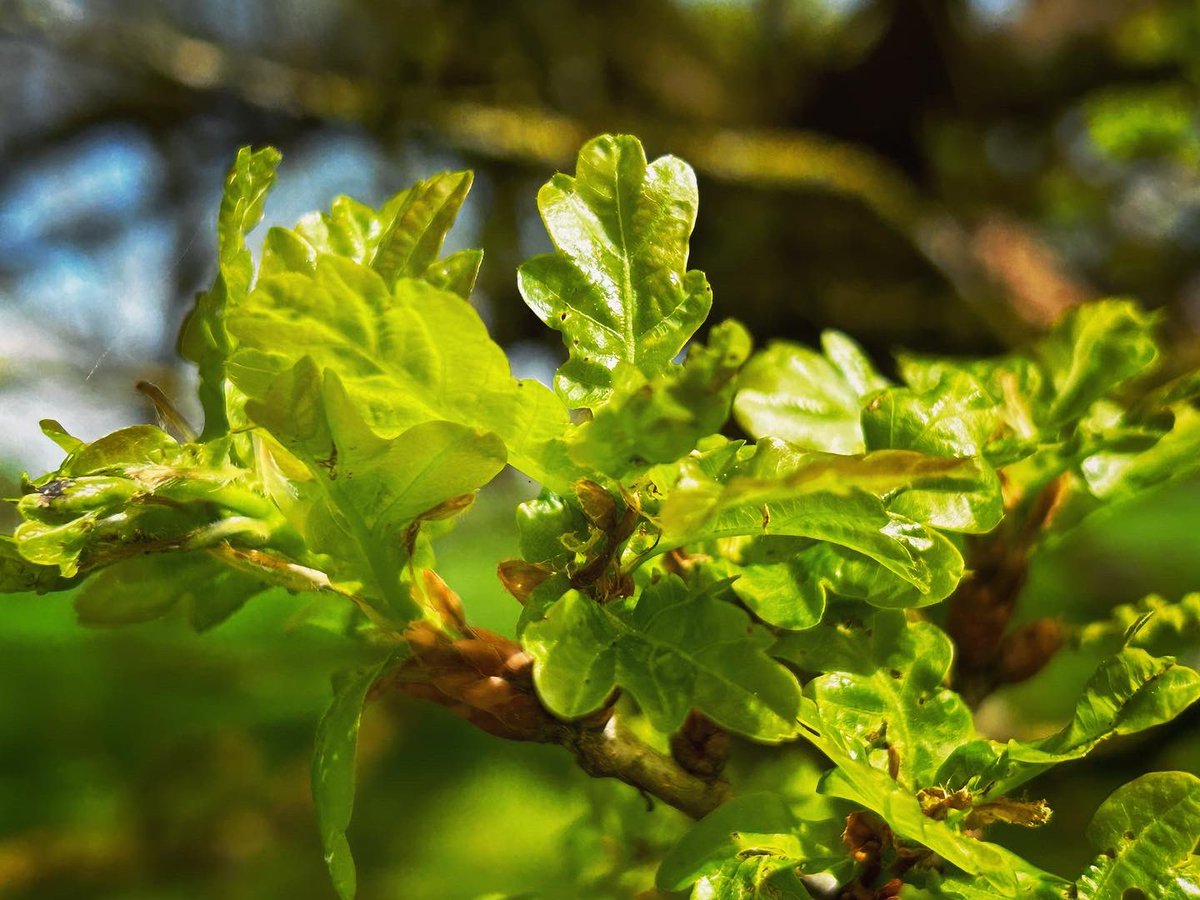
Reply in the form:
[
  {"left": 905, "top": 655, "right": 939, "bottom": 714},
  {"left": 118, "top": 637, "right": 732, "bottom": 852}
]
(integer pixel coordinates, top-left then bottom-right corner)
[
  {"left": 575, "top": 478, "right": 618, "bottom": 530},
  {"left": 421, "top": 569, "right": 471, "bottom": 633},
  {"left": 497, "top": 559, "right": 552, "bottom": 604},
  {"left": 965, "top": 797, "right": 1052, "bottom": 829}
]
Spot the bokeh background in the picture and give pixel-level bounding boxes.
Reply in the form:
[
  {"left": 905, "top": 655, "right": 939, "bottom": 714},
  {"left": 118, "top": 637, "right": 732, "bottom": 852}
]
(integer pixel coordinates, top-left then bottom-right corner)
[{"left": 1, "top": 0, "right": 1199, "bottom": 897}]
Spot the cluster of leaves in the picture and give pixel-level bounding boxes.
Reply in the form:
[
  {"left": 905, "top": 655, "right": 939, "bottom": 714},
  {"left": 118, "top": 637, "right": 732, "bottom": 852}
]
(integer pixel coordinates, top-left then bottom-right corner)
[{"left": 3, "top": 134, "right": 1199, "bottom": 899}]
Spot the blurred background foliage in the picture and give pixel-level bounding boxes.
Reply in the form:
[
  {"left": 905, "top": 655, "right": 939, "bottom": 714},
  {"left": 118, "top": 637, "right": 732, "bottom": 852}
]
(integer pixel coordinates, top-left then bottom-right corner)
[{"left": 0, "top": 0, "right": 1199, "bottom": 897}]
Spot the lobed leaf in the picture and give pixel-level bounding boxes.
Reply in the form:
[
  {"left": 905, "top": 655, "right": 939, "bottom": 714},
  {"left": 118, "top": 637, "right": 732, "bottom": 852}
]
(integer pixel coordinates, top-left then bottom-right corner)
[
  {"left": 11, "top": 425, "right": 285, "bottom": 578},
  {"left": 656, "top": 792, "right": 848, "bottom": 895},
  {"left": 1075, "top": 771, "right": 1200, "bottom": 900},
  {"left": 517, "top": 134, "right": 713, "bottom": 408},
  {"left": 247, "top": 360, "right": 507, "bottom": 618},
  {"left": 733, "top": 333, "right": 878, "bottom": 455},
  {"left": 776, "top": 610, "right": 974, "bottom": 789},
  {"left": 651, "top": 442, "right": 988, "bottom": 621},
  {"left": 1077, "top": 592, "right": 1200, "bottom": 657},
  {"left": 261, "top": 171, "right": 480, "bottom": 297},
  {"left": 938, "top": 647, "right": 1200, "bottom": 796},
  {"left": 178, "top": 146, "right": 281, "bottom": 440},
  {"left": 1036, "top": 300, "right": 1159, "bottom": 428},
  {"left": 1081, "top": 405, "right": 1200, "bottom": 500},
  {"left": 0, "top": 535, "right": 78, "bottom": 594},
  {"left": 567, "top": 319, "right": 751, "bottom": 479},
  {"left": 523, "top": 574, "right": 803, "bottom": 740},
  {"left": 228, "top": 257, "right": 575, "bottom": 491},
  {"left": 73, "top": 551, "right": 267, "bottom": 631}
]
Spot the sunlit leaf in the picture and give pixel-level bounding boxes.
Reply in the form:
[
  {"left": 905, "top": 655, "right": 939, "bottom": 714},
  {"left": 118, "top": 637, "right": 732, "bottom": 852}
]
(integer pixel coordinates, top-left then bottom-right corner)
[
  {"left": 247, "top": 360, "right": 507, "bottom": 618},
  {"left": 517, "top": 134, "right": 712, "bottom": 408},
  {"left": 229, "top": 257, "right": 575, "bottom": 491},
  {"left": 567, "top": 319, "right": 751, "bottom": 478},
  {"left": 179, "top": 146, "right": 281, "bottom": 440}
]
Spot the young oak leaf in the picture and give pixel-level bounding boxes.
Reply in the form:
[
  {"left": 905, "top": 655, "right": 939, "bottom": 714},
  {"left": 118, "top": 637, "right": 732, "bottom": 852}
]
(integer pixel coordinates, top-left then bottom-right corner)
[
  {"left": 178, "top": 146, "right": 281, "bottom": 440},
  {"left": 1036, "top": 299, "right": 1160, "bottom": 428},
  {"left": 260, "top": 171, "right": 482, "bottom": 297},
  {"left": 517, "top": 133, "right": 713, "bottom": 409},
  {"left": 650, "top": 442, "right": 987, "bottom": 614},
  {"left": 227, "top": 256, "right": 576, "bottom": 492},
  {"left": 73, "top": 551, "right": 268, "bottom": 631},
  {"left": 936, "top": 647, "right": 1200, "bottom": 796},
  {"left": 706, "top": 528, "right": 963, "bottom": 632},
  {"left": 734, "top": 330, "right": 887, "bottom": 455},
  {"left": 1077, "top": 592, "right": 1200, "bottom": 658},
  {"left": 1075, "top": 771, "right": 1200, "bottom": 900},
  {"left": 245, "top": 359, "right": 507, "bottom": 619},
  {"left": 522, "top": 574, "right": 803, "bottom": 741},
  {"left": 12, "top": 424, "right": 286, "bottom": 578},
  {"left": 655, "top": 792, "right": 850, "bottom": 895},
  {"left": 566, "top": 319, "right": 752, "bottom": 479},
  {"left": 1081, "top": 404, "right": 1200, "bottom": 500},
  {"left": 0, "top": 536, "right": 78, "bottom": 595},
  {"left": 775, "top": 610, "right": 975, "bottom": 790},
  {"left": 312, "top": 655, "right": 401, "bottom": 900}
]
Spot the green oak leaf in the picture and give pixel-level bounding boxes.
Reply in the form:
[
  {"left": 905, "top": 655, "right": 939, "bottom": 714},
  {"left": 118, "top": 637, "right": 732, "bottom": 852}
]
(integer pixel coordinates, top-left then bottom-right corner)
[
  {"left": 73, "top": 550, "right": 268, "bottom": 631},
  {"left": 1081, "top": 405, "right": 1200, "bottom": 500},
  {"left": 862, "top": 368, "right": 1028, "bottom": 471},
  {"left": 517, "top": 133, "right": 713, "bottom": 409},
  {"left": 734, "top": 331, "right": 886, "bottom": 454},
  {"left": 1075, "top": 772, "right": 1200, "bottom": 900},
  {"left": 567, "top": 319, "right": 751, "bottom": 479},
  {"left": 247, "top": 359, "right": 507, "bottom": 618},
  {"left": 937, "top": 647, "right": 1200, "bottom": 795},
  {"left": 261, "top": 171, "right": 481, "bottom": 297},
  {"left": 11, "top": 426, "right": 285, "bottom": 578},
  {"left": 895, "top": 353, "right": 1044, "bottom": 454},
  {"left": 523, "top": 574, "right": 802, "bottom": 740},
  {"left": 1077, "top": 592, "right": 1200, "bottom": 658},
  {"left": 515, "top": 490, "right": 588, "bottom": 566},
  {"left": 228, "top": 256, "right": 575, "bottom": 491},
  {"left": 179, "top": 146, "right": 281, "bottom": 440},
  {"left": 905, "top": 870, "right": 1071, "bottom": 899},
  {"left": 776, "top": 610, "right": 974, "bottom": 789},
  {"left": 0, "top": 536, "right": 78, "bottom": 594},
  {"left": 817, "top": 762, "right": 1027, "bottom": 896},
  {"left": 652, "top": 442, "right": 984, "bottom": 611},
  {"left": 708, "top": 535, "right": 952, "bottom": 631},
  {"left": 660, "top": 438, "right": 1001, "bottom": 538},
  {"left": 1036, "top": 299, "right": 1160, "bottom": 427},
  {"left": 655, "top": 792, "right": 848, "bottom": 894},
  {"left": 684, "top": 856, "right": 814, "bottom": 899},
  {"left": 313, "top": 656, "right": 398, "bottom": 900}
]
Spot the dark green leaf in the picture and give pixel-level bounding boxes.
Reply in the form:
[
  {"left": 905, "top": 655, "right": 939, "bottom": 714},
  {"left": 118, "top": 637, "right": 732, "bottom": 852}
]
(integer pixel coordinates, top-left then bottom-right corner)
[
  {"left": 0, "top": 536, "right": 78, "bottom": 594},
  {"left": 73, "top": 551, "right": 267, "bottom": 630}
]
